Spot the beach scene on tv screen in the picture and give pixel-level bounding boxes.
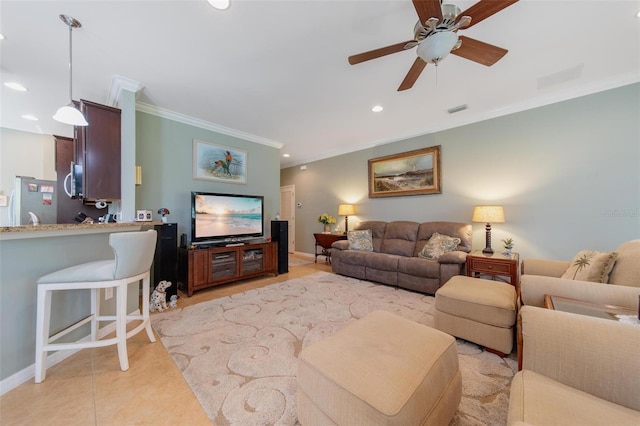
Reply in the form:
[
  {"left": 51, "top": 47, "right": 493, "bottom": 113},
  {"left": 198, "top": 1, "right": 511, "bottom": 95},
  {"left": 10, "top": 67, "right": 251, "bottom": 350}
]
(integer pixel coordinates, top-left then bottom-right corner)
[{"left": 195, "top": 194, "right": 262, "bottom": 237}]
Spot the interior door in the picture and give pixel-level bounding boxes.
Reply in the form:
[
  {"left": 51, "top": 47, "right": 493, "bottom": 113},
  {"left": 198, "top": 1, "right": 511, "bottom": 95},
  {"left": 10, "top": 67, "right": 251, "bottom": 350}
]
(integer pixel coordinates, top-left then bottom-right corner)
[{"left": 279, "top": 185, "right": 295, "bottom": 253}]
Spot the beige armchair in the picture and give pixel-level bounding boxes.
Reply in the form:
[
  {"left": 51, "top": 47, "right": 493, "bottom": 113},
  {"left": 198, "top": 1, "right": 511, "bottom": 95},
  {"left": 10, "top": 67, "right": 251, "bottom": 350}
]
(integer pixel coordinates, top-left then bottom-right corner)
[
  {"left": 520, "top": 240, "right": 640, "bottom": 309},
  {"left": 508, "top": 306, "right": 640, "bottom": 425}
]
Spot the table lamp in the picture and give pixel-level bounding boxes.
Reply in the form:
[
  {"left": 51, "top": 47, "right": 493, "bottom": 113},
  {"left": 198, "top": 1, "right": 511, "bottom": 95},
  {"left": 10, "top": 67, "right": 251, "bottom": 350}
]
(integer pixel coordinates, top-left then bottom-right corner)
[
  {"left": 472, "top": 205, "right": 505, "bottom": 254},
  {"left": 338, "top": 204, "right": 355, "bottom": 234}
]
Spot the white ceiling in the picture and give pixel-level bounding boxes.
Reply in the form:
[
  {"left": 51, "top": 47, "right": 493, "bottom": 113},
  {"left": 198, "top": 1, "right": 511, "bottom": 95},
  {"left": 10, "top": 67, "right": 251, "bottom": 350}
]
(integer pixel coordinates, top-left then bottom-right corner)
[{"left": 1, "top": 1, "right": 639, "bottom": 169}]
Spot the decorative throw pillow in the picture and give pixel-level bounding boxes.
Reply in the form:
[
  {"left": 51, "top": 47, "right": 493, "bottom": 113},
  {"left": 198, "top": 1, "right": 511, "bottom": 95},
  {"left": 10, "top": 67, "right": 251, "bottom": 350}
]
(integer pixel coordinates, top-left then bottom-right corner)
[
  {"left": 419, "top": 232, "right": 461, "bottom": 259},
  {"left": 348, "top": 229, "right": 374, "bottom": 252},
  {"left": 560, "top": 250, "right": 619, "bottom": 283}
]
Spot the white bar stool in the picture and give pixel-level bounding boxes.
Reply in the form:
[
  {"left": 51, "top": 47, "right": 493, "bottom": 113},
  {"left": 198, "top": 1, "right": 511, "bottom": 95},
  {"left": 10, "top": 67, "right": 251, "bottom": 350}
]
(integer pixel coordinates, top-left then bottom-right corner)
[{"left": 34, "top": 230, "right": 158, "bottom": 383}]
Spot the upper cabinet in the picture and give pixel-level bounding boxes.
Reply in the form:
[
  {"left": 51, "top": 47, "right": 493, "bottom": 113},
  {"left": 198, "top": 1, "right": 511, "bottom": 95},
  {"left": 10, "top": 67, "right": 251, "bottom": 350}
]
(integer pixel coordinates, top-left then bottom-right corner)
[
  {"left": 75, "top": 99, "right": 121, "bottom": 202},
  {"left": 53, "top": 135, "right": 104, "bottom": 223}
]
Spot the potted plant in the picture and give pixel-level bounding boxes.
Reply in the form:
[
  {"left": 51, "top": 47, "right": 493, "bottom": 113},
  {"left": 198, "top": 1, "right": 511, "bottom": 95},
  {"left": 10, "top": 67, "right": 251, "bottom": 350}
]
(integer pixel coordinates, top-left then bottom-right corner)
[
  {"left": 318, "top": 213, "right": 336, "bottom": 233},
  {"left": 502, "top": 238, "right": 514, "bottom": 256}
]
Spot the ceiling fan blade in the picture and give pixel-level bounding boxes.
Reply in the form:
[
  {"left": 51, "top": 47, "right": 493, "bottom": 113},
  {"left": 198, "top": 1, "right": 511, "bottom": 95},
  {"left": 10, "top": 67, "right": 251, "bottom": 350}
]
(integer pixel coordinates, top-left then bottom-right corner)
[
  {"left": 412, "top": 0, "right": 442, "bottom": 26},
  {"left": 349, "top": 40, "right": 415, "bottom": 65},
  {"left": 450, "top": 36, "right": 508, "bottom": 66},
  {"left": 456, "top": 0, "right": 518, "bottom": 28},
  {"left": 398, "top": 58, "right": 427, "bottom": 91}
]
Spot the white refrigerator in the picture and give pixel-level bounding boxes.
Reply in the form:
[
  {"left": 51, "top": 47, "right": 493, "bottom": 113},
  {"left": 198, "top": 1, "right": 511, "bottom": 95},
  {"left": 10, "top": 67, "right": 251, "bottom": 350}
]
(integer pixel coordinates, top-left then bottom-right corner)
[{"left": 9, "top": 176, "right": 58, "bottom": 225}]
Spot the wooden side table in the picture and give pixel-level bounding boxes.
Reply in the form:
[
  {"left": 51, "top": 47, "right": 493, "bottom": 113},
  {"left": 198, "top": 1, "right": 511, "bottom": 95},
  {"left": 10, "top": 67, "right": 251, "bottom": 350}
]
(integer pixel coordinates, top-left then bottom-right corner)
[
  {"left": 466, "top": 251, "right": 520, "bottom": 286},
  {"left": 313, "top": 233, "right": 347, "bottom": 264}
]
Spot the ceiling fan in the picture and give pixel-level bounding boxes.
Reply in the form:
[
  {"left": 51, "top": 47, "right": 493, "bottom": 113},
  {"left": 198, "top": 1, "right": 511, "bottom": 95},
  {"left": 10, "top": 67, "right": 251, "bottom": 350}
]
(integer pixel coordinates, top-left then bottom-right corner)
[{"left": 348, "top": 0, "right": 519, "bottom": 91}]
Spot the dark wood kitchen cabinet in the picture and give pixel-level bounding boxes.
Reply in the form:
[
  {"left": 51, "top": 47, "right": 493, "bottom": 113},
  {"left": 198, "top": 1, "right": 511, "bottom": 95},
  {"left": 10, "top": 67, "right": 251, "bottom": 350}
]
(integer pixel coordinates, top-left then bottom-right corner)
[
  {"left": 74, "top": 99, "right": 121, "bottom": 202},
  {"left": 53, "top": 135, "right": 103, "bottom": 223}
]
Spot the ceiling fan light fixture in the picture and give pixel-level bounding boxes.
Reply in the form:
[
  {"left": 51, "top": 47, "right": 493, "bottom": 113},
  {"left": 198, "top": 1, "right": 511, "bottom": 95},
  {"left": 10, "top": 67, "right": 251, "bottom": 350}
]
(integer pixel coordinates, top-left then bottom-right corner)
[
  {"left": 417, "top": 31, "right": 458, "bottom": 65},
  {"left": 54, "top": 14, "right": 88, "bottom": 127},
  {"left": 441, "top": 4, "right": 461, "bottom": 23}
]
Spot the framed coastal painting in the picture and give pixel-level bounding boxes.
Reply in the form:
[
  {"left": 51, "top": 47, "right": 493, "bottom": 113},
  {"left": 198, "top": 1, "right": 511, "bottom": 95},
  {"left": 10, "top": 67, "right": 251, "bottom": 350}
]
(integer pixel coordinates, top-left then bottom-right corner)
[
  {"left": 368, "top": 145, "right": 441, "bottom": 198},
  {"left": 193, "top": 139, "right": 247, "bottom": 184}
]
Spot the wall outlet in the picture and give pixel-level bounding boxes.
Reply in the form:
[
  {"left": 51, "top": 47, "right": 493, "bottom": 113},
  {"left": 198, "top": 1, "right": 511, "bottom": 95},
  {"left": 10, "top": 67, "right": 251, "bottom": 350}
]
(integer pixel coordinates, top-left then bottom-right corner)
[{"left": 105, "top": 287, "right": 113, "bottom": 300}]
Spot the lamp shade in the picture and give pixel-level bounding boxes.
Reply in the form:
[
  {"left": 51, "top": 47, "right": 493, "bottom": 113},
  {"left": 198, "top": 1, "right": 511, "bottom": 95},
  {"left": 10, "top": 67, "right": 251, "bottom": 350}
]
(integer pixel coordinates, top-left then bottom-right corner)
[
  {"left": 53, "top": 104, "right": 88, "bottom": 126},
  {"left": 416, "top": 31, "right": 458, "bottom": 64},
  {"left": 472, "top": 205, "right": 505, "bottom": 223},
  {"left": 338, "top": 204, "right": 355, "bottom": 216}
]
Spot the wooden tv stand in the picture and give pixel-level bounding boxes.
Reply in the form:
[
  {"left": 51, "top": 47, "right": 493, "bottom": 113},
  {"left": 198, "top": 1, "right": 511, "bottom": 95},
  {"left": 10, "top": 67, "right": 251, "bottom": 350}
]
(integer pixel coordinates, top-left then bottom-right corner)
[{"left": 178, "top": 241, "right": 278, "bottom": 296}]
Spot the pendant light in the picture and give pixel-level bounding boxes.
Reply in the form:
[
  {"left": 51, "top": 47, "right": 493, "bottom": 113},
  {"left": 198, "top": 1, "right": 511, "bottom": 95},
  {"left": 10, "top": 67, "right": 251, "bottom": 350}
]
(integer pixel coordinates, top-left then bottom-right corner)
[{"left": 53, "top": 14, "right": 88, "bottom": 126}]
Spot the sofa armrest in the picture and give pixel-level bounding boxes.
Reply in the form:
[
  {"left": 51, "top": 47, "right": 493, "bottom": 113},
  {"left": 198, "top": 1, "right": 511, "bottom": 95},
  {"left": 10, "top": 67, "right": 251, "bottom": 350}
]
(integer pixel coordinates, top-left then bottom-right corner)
[
  {"left": 520, "top": 306, "right": 640, "bottom": 411},
  {"left": 521, "top": 258, "right": 570, "bottom": 277},
  {"left": 331, "top": 240, "right": 350, "bottom": 251},
  {"left": 437, "top": 251, "right": 467, "bottom": 264},
  {"left": 520, "top": 275, "right": 640, "bottom": 309}
]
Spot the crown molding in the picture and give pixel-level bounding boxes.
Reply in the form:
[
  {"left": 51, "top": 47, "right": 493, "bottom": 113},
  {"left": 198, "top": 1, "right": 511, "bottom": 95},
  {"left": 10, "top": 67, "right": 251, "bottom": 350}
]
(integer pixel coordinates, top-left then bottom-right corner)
[
  {"left": 280, "top": 75, "right": 640, "bottom": 169},
  {"left": 135, "top": 102, "right": 284, "bottom": 149},
  {"left": 107, "top": 76, "right": 144, "bottom": 108}
]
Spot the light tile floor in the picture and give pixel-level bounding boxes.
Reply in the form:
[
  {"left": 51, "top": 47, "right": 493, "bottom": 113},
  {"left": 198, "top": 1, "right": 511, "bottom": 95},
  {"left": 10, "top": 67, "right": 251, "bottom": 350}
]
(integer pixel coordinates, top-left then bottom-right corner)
[{"left": 0, "top": 254, "right": 328, "bottom": 425}]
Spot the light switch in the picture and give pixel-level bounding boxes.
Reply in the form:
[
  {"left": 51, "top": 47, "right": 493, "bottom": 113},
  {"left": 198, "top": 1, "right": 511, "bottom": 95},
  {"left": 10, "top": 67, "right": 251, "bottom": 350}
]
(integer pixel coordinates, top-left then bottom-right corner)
[{"left": 0, "top": 195, "right": 7, "bottom": 207}]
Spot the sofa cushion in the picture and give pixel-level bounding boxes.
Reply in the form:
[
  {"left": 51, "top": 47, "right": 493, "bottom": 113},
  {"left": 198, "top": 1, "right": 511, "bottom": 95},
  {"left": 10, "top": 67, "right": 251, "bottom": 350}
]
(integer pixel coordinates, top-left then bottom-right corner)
[
  {"left": 608, "top": 240, "right": 640, "bottom": 287},
  {"left": 347, "top": 229, "right": 374, "bottom": 252},
  {"left": 415, "top": 222, "right": 473, "bottom": 257},
  {"left": 418, "top": 232, "right": 461, "bottom": 259},
  {"left": 363, "top": 252, "right": 400, "bottom": 272},
  {"left": 380, "top": 221, "right": 420, "bottom": 257},
  {"left": 337, "top": 250, "right": 374, "bottom": 266},
  {"left": 560, "top": 250, "right": 618, "bottom": 283},
  {"left": 508, "top": 370, "right": 640, "bottom": 425},
  {"left": 397, "top": 256, "right": 440, "bottom": 278},
  {"left": 354, "top": 221, "right": 387, "bottom": 252}
]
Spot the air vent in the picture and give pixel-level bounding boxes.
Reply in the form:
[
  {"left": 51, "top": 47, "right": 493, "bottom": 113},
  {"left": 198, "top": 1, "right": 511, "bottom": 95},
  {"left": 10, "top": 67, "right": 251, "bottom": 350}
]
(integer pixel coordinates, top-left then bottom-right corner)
[{"left": 447, "top": 104, "right": 468, "bottom": 114}]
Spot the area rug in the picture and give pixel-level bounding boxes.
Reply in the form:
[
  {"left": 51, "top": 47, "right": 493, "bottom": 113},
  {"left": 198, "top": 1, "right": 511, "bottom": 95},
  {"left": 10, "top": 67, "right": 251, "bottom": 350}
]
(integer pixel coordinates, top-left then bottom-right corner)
[{"left": 151, "top": 272, "right": 517, "bottom": 425}]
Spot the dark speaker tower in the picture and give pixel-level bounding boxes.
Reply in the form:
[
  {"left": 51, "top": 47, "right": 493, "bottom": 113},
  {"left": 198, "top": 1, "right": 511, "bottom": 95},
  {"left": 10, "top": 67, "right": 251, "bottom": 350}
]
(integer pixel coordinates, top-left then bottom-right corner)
[
  {"left": 153, "top": 223, "right": 178, "bottom": 299},
  {"left": 271, "top": 220, "right": 288, "bottom": 274}
]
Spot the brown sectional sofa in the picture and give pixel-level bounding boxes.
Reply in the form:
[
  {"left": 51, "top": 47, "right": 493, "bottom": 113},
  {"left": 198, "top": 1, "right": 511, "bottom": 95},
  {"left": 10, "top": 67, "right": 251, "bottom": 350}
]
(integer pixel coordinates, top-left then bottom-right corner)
[{"left": 331, "top": 221, "right": 472, "bottom": 295}]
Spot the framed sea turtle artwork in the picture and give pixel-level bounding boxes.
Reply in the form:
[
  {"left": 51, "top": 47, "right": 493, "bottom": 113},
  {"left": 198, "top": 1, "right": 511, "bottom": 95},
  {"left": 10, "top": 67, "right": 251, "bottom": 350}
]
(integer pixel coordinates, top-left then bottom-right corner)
[{"left": 193, "top": 139, "right": 247, "bottom": 184}]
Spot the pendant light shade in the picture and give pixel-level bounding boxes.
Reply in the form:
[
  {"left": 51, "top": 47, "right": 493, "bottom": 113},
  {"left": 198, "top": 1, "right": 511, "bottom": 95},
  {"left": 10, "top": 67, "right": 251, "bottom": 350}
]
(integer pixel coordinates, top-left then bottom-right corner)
[
  {"left": 53, "top": 103, "right": 89, "bottom": 126},
  {"left": 53, "top": 15, "right": 88, "bottom": 127}
]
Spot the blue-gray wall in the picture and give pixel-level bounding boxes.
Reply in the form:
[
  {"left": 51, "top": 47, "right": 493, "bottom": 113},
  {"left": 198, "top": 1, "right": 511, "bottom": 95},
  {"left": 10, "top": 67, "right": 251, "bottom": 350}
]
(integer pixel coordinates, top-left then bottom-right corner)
[
  {"left": 282, "top": 84, "right": 640, "bottom": 260},
  {"left": 134, "top": 111, "right": 281, "bottom": 241}
]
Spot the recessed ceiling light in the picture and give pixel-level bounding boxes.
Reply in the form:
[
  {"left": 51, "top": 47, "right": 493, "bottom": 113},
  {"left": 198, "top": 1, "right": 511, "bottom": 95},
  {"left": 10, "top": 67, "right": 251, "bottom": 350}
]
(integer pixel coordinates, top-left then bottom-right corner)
[
  {"left": 282, "top": 153, "right": 290, "bottom": 158},
  {"left": 0, "top": 33, "right": 5, "bottom": 40},
  {"left": 207, "top": 0, "right": 230, "bottom": 10},
  {"left": 372, "top": 105, "right": 383, "bottom": 113},
  {"left": 22, "top": 114, "right": 39, "bottom": 121},
  {"left": 5, "top": 82, "right": 27, "bottom": 91}
]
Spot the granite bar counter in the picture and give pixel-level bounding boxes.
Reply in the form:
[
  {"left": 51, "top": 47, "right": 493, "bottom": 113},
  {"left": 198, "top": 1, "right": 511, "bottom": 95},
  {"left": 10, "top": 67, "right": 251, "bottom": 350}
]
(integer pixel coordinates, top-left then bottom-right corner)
[
  {"left": 0, "top": 221, "right": 163, "bottom": 240},
  {"left": 0, "top": 221, "right": 163, "bottom": 391}
]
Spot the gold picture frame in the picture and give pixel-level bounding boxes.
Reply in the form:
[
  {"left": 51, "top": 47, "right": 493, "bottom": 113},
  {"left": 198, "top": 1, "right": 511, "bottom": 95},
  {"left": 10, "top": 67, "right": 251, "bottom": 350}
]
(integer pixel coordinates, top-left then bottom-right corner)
[
  {"left": 368, "top": 145, "right": 441, "bottom": 198},
  {"left": 193, "top": 139, "right": 247, "bottom": 184}
]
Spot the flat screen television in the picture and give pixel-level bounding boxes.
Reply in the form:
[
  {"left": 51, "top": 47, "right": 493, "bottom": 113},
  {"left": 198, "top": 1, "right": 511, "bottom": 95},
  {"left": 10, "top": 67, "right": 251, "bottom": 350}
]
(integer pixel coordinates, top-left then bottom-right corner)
[{"left": 191, "top": 191, "right": 264, "bottom": 244}]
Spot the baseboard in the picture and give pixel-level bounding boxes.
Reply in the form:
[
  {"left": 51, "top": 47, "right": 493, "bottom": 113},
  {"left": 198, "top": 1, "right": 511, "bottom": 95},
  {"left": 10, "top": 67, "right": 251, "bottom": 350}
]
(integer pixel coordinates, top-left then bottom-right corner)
[
  {"left": 0, "top": 309, "right": 141, "bottom": 396},
  {"left": 294, "top": 251, "right": 314, "bottom": 259}
]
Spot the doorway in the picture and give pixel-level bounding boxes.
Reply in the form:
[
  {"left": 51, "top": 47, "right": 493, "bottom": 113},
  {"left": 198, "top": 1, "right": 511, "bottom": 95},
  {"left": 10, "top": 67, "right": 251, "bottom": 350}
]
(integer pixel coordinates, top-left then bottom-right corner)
[{"left": 279, "top": 185, "right": 295, "bottom": 253}]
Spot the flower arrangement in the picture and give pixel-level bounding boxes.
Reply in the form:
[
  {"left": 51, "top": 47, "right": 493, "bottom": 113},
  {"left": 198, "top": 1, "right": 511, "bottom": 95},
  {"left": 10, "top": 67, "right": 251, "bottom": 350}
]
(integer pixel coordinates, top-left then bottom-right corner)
[{"left": 318, "top": 213, "right": 337, "bottom": 225}]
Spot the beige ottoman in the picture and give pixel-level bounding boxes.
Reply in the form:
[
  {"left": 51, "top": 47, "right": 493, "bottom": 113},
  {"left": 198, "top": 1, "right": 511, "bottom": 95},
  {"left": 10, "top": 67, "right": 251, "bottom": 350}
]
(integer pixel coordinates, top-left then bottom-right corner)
[
  {"left": 297, "top": 310, "right": 462, "bottom": 426},
  {"left": 434, "top": 275, "right": 517, "bottom": 356}
]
